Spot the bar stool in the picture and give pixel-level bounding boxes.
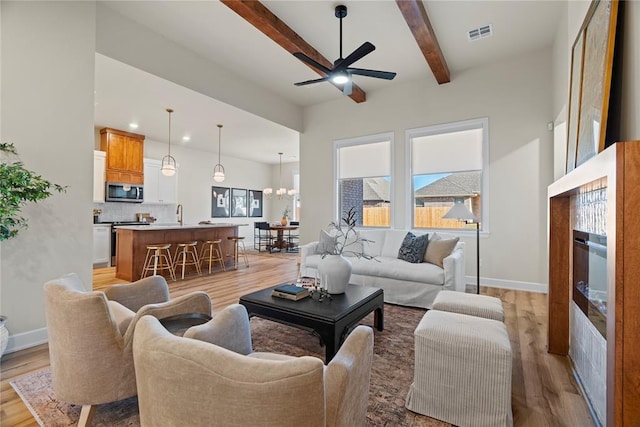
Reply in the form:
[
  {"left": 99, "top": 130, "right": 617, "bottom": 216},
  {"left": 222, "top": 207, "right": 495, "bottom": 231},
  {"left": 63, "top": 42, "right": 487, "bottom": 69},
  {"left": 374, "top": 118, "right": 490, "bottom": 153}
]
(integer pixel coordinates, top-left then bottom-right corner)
[
  {"left": 173, "top": 241, "right": 202, "bottom": 280},
  {"left": 227, "top": 236, "right": 249, "bottom": 270},
  {"left": 200, "top": 239, "right": 226, "bottom": 274},
  {"left": 141, "top": 244, "right": 176, "bottom": 281}
]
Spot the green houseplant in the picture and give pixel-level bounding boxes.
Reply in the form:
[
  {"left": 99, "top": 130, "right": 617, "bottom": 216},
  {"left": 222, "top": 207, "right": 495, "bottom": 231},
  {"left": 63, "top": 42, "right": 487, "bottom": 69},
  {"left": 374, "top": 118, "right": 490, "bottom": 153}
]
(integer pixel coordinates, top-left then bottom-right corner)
[{"left": 0, "top": 142, "right": 65, "bottom": 241}]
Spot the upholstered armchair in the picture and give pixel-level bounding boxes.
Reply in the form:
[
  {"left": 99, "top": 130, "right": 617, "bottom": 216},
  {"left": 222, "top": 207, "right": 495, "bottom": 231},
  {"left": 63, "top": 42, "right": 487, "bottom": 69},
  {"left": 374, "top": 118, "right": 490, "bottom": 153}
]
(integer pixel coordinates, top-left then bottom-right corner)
[
  {"left": 133, "top": 304, "right": 374, "bottom": 427},
  {"left": 44, "top": 273, "right": 211, "bottom": 427}
]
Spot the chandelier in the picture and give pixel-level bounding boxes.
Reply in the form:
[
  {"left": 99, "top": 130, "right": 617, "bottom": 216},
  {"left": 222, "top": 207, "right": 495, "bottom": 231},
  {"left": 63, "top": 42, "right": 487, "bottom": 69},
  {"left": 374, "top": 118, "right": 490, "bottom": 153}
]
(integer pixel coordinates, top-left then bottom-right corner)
[
  {"left": 213, "top": 124, "right": 225, "bottom": 182},
  {"left": 264, "top": 152, "right": 297, "bottom": 199}
]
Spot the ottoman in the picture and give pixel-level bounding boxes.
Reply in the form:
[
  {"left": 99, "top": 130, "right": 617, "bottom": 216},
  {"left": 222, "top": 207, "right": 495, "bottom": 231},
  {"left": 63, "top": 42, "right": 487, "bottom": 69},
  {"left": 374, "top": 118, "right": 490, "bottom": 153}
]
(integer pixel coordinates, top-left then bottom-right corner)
[
  {"left": 432, "top": 290, "right": 505, "bottom": 321},
  {"left": 405, "top": 310, "right": 513, "bottom": 427}
]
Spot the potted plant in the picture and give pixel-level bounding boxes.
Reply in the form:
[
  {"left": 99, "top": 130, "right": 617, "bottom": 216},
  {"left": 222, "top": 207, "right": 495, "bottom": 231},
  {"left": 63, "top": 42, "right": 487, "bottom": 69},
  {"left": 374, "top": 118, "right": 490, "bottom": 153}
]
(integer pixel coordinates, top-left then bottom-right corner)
[
  {"left": 0, "top": 142, "right": 65, "bottom": 356},
  {"left": 318, "top": 207, "right": 374, "bottom": 294}
]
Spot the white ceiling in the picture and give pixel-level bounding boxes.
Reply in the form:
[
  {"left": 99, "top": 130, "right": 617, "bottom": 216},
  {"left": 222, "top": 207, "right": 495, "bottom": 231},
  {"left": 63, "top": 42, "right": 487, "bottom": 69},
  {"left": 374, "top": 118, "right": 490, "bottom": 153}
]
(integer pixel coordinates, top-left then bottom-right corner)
[{"left": 94, "top": 0, "right": 565, "bottom": 164}]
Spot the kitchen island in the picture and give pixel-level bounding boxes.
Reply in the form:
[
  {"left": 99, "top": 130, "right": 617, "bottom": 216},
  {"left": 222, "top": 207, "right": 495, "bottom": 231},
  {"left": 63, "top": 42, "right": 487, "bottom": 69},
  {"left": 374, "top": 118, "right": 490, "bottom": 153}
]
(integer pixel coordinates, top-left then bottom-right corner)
[{"left": 115, "top": 223, "right": 244, "bottom": 281}]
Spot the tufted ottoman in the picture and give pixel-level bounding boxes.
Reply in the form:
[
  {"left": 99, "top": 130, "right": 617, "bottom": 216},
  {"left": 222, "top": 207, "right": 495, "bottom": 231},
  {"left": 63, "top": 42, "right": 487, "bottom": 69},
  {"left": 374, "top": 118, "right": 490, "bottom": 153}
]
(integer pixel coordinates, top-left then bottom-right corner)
[
  {"left": 405, "top": 310, "right": 513, "bottom": 427},
  {"left": 432, "top": 290, "right": 505, "bottom": 321}
]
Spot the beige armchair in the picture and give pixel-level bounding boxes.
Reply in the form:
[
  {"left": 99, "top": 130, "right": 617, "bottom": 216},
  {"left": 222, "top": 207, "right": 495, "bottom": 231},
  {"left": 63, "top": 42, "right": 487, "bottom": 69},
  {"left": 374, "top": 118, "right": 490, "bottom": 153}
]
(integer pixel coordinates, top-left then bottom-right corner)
[
  {"left": 44, "top": 273, "right": 211, "bottom": 426},
  {"left": 133, "top": 304, "right": 374, "bottom": 427}
]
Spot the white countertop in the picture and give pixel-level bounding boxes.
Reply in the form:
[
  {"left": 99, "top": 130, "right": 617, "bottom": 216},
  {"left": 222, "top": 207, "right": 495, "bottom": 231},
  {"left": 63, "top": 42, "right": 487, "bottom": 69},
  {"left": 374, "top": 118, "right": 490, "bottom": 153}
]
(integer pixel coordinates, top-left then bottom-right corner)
[{"left": 114, "top": 223, "right": 247, "bottom": 231}]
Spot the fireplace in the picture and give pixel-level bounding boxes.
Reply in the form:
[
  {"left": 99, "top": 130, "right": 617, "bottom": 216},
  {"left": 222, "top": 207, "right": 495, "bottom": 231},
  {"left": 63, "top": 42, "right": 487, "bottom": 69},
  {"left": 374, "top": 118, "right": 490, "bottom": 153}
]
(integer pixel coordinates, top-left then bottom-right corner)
[{"left": 572, "top": 230, "right": 607, "bottom": 338}]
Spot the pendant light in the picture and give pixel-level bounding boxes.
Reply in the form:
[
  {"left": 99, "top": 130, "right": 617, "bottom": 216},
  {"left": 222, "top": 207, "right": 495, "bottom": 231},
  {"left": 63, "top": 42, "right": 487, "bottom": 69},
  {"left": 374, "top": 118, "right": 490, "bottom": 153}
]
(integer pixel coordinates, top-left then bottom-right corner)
[
  {"left": 213, "top": 124, "right": 225, "bottom": 182},
  {"left": 161, "top": 108, "right": 177, "bottom": 176},
  {"left": 264, "top": 152, "right": 297, "bottom": 199}
]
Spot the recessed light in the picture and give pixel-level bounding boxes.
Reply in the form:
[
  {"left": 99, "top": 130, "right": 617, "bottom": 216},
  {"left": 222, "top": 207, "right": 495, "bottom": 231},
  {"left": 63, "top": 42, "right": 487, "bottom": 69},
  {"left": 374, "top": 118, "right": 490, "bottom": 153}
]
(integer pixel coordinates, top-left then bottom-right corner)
[
  {"left": 182, "top": 136, "right": 191, "bottom": 142},
  {"left": 129, "top": 123, "right": 139, "bottom": 129}
]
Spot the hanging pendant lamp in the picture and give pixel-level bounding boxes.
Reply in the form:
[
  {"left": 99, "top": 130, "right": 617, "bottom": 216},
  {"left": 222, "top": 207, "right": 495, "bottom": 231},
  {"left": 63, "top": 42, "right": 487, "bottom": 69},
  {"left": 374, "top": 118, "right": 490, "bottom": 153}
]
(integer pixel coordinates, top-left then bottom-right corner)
[
  {"left": 161, "top": 108, "right": 177, "bottom": 177},
  {"left": 213, "top": 124, "right": 226, "bottom": 182}
]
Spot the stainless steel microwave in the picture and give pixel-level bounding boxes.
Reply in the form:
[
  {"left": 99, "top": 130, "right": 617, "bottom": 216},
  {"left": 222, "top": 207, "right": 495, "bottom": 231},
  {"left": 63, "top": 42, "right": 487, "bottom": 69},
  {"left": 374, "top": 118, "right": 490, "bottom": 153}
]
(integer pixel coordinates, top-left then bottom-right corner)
[{"left": 105, "top": 183, "right": 144, "bottom": 203}]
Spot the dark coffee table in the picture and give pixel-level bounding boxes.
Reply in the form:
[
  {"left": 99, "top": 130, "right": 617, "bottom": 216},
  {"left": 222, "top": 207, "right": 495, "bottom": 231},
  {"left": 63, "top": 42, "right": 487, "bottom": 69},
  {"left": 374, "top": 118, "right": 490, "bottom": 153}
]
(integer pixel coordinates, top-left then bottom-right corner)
[{"left": 239, "top": 284, "right": 384, "bottom": 362}]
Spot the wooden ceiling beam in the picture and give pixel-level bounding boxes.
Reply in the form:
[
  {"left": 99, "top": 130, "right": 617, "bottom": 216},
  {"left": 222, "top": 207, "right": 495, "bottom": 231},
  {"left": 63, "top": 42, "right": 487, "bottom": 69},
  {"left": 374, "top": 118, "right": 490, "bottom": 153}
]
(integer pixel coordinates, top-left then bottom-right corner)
[
  {"left": 396, "top": 0, "right": 450, "bottom": 84},
  {"left": 220, "top": 0, "right": 367, "bottom": 103}
]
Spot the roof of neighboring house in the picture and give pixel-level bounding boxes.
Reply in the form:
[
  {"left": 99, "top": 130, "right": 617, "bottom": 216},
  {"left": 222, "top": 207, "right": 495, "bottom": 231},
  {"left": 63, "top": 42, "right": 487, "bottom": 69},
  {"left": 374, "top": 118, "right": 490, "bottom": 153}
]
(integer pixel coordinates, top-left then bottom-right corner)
[
  {"left": 415, "top": 171, "right": 481, "bottom": 198},
  {"left": 363, "top": 177, "right": 390, "bottom": 202}
]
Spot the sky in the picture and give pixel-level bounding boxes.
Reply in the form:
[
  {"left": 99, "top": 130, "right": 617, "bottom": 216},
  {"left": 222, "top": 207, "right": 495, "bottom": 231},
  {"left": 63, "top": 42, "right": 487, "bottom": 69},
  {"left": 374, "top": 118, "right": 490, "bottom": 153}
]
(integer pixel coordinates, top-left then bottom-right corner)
[{"left": 413, "top": 173, "right": 450, "bottom": 190}]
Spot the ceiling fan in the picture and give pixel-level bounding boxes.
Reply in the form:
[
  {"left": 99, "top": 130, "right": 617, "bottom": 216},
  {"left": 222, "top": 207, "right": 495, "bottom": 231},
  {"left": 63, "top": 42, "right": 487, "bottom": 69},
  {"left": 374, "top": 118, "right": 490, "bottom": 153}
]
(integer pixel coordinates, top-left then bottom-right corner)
[{"left": 293, "top": 5, "right": 396, "bottom": 96}]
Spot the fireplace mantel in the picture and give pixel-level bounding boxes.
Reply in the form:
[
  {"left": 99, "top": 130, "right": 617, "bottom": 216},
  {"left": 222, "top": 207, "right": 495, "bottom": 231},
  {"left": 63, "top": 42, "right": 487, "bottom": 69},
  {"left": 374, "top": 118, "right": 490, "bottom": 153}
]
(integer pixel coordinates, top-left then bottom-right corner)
[{"left": 548, "top": 141, "right": 640, "bottom": 425}]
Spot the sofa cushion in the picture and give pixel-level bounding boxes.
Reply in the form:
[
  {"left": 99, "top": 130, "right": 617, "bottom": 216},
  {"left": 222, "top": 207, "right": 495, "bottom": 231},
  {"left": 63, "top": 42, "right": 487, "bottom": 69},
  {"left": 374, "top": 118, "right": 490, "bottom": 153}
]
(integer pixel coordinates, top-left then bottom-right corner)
[
  {"left": 316, "top": 230, "right": 337, "bottom": 255},
  {"left": 351, "top": 257, "right": 444, "bottom": 284},
  {"left": 424, "top": 237, "right": 460, "bottom": 267},
  {"left": 357, "top": 229, "right": 386, "bottom": 258},
  {"left": 397, "top": 232, "right": 430, "bottom": 263}
]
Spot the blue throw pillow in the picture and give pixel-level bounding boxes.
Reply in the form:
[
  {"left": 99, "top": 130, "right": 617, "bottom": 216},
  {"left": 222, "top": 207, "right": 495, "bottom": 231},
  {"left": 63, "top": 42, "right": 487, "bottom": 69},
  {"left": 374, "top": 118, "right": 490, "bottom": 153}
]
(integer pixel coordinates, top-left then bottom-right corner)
[{"left": 397, "top": 232, "right": 429, "bottom": 263}]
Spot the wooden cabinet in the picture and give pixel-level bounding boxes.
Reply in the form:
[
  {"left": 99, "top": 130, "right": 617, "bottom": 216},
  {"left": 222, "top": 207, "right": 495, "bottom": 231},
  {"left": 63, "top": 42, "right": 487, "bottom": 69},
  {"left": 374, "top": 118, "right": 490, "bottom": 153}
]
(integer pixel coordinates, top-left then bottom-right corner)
[
  {"left": 143, "top": 158, "right": 178, "bottom": 204},
  {"left": 93, "top": 150, "right": 106, "bottom": 202},
  {"left": 100, "top": 128, "right": 145, "bottom": 184}
]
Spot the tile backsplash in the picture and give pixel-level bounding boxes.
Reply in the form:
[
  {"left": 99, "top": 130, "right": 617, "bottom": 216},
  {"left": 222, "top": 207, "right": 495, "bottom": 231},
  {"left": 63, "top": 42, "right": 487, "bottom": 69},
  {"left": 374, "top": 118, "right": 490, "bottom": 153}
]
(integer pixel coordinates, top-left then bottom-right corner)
[
  {"left": 570, "top": 302, "right": 606, "bottom": 425},
  {"left": 93, "top": 202, "right": 177, "bottom": 224}
]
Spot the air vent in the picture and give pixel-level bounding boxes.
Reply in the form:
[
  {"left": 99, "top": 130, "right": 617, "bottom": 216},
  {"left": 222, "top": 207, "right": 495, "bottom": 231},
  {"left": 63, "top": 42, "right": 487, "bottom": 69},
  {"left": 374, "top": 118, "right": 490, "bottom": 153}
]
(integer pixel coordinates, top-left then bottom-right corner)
[{"left": 467, "top": 24, "right": 493, "bottom": 42}]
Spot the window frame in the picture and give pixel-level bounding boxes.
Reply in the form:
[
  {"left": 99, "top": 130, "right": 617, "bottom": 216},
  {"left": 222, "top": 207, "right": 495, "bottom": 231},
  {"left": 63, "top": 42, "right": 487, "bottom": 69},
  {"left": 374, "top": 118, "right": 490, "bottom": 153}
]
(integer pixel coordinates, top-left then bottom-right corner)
[
  {"left": 405, "top": 117, "right": 489, "bottom": 234},
  {"left": 334, "top": 132, "right": 395, "bottom": 228}
]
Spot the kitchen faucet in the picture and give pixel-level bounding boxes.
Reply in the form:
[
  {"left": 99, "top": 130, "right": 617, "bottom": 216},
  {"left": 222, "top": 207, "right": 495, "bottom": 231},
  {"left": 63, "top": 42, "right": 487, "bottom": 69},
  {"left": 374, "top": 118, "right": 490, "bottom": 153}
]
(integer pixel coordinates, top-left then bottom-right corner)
[{"left": 176, "top": 204, "right": 183, "bottom": 226}]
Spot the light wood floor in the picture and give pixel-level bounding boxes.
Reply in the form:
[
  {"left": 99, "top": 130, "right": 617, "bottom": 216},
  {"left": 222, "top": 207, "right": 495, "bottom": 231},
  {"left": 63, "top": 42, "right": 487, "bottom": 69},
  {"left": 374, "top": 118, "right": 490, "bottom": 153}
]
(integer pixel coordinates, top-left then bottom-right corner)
[{"left": 0, "top": 253, "right": 594, "bottom": 426}]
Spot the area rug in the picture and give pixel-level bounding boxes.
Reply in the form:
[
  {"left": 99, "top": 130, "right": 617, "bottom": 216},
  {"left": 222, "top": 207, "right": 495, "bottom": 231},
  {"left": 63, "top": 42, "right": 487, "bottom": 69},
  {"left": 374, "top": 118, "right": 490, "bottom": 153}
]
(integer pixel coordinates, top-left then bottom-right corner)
[{"left": 11, "top": 304, "right": 449, "bottom": 426}]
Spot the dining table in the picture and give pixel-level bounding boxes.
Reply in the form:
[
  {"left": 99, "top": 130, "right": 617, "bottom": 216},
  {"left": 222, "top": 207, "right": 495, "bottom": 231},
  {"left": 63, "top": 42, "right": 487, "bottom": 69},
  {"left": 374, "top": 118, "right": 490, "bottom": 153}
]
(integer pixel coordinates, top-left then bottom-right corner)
[{"left": 269, "top": 225, "right": 299, "bottom": 252}]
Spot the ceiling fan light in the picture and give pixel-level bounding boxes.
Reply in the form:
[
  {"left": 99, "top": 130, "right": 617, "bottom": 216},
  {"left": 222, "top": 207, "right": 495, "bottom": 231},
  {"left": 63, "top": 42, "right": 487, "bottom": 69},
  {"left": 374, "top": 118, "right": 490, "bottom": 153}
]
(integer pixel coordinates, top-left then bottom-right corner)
[
  {"left": 264, "top": 188, "right": 273, "bottom": 195},
  {"left": 287, "top": 189, "right": 297, "bottom": 196},
  {"left": 332, "top": 74, "right": 349, "bottom": 84}
]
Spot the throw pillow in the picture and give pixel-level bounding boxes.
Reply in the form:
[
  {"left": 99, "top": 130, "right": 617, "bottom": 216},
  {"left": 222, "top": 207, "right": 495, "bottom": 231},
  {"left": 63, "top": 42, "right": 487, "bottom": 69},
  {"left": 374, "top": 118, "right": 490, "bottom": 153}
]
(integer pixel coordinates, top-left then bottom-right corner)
[
  {"left": 397, "top": 232, "right": 429, "bottom": 263},
  {"left": 424, "top": 237, "right": 459, "bottom": 267},
  {"left": 316, "top": 230, "right": 337, "bottom": 255}
]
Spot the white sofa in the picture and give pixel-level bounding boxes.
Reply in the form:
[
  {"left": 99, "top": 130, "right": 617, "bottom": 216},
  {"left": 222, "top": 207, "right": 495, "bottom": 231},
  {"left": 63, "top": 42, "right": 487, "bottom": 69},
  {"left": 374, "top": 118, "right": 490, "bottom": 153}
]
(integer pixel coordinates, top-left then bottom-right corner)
[{"left": 300, "top": 229, "right": 466, "bottom": 309}]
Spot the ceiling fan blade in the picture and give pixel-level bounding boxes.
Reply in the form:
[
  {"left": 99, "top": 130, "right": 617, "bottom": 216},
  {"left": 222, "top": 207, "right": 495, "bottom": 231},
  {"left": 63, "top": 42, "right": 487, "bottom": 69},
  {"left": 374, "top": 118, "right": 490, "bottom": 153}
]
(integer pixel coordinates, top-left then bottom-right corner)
[
  {"left": 342, "top": 77, "right": 353, "bottom": 96},
  {"left": 336, "top": 41, "right": 376, "bottom": 70},
  {"left": 348, "top": 67, "right": 397, "bottom": 80},
  {"left": 294, "top": 77, "right": 329, "bottom": 86},
  {"left": 293, "top": 52, "right": 332, "bottom": 75}
]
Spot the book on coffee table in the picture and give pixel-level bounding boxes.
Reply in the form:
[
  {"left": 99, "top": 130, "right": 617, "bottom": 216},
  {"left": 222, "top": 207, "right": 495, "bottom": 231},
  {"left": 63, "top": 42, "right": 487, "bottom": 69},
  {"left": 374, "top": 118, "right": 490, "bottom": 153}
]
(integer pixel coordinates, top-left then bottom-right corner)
[{"left": 272, "top": 284, "right": 310, "bottom": 301}]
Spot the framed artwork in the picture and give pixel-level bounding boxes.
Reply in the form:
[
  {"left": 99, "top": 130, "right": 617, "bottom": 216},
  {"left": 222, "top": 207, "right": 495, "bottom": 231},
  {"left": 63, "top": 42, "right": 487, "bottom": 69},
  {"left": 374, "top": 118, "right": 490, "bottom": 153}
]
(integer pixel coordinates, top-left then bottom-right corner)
[
  {"left": 231, "top": 188, "right": 248, "bottom": 217},
  {"left": 249, "top": 190, "right": 263, "bottom": 217},
  {"left": 567, "top": 0, "right": 619, "bottom": 171},
  {"left": 211, "top": 187, "right": 230, "bottom": 218},
  {"left": 566, "top": 31, "right": 584, "bottom": 173}
]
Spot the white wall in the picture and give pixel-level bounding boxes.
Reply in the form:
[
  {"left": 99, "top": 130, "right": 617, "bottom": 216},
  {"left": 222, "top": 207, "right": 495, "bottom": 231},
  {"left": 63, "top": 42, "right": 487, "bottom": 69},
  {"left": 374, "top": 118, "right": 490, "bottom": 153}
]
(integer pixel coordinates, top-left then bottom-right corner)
[
  {"left": 0, "top": 2, "right": 96, "bottom": 349},
  {"left": 143, "top": 140, "right": 273, "bottom": 241},
  {"left": 95, "top": 3, "right": 302, "bottom": 133},
  {"left": 621, "top": 1, "right": 640, "bottom": 140},
  {"left": 300, "top": 49, "right": 554, "bottom": 290}
]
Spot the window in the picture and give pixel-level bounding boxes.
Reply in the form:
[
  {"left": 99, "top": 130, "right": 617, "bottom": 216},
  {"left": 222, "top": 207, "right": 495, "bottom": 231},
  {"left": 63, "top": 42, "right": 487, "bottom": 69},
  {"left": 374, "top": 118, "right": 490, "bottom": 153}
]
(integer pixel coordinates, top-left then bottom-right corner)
[
  {"left": 407, "top": 118, "right": 488, "bottom": 231},
  {"left": 335, "top": 133, "right": 393, "bottom": 227}
]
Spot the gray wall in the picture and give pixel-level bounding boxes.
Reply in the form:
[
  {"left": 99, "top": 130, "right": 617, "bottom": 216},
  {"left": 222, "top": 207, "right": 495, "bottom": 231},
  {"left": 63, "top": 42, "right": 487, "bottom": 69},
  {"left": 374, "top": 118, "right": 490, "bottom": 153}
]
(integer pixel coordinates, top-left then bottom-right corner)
[{"left": 1, "top": 1, "right": 96, "bottom": 347}]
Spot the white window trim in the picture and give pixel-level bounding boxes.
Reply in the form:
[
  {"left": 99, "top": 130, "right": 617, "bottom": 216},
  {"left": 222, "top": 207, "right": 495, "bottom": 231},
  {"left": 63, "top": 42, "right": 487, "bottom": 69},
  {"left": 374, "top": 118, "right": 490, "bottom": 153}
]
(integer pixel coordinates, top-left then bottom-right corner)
[
  {"left": 404, "top": 117, "right": 490, "bottom": 235},
  {"left": 334, "top": 132, "right": 395, "bottom": 227}
]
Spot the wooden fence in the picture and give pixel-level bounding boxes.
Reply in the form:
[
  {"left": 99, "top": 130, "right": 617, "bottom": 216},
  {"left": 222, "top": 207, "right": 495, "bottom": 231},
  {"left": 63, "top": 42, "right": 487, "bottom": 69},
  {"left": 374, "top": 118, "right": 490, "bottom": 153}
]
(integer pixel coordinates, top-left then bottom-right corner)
[{"left": 362, "top": 206, "right": 470, "bottom": 229}]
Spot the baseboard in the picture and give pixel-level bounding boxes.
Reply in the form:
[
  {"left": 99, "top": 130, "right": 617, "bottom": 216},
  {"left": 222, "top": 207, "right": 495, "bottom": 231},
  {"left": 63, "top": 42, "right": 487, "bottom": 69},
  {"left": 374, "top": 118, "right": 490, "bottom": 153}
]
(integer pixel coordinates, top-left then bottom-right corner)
[
  {"left": 466, "top": 276, "right": 548, "bottom": 293},
  {"left": 4, "top": 327, "right": 48, "bottom": 354}
]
